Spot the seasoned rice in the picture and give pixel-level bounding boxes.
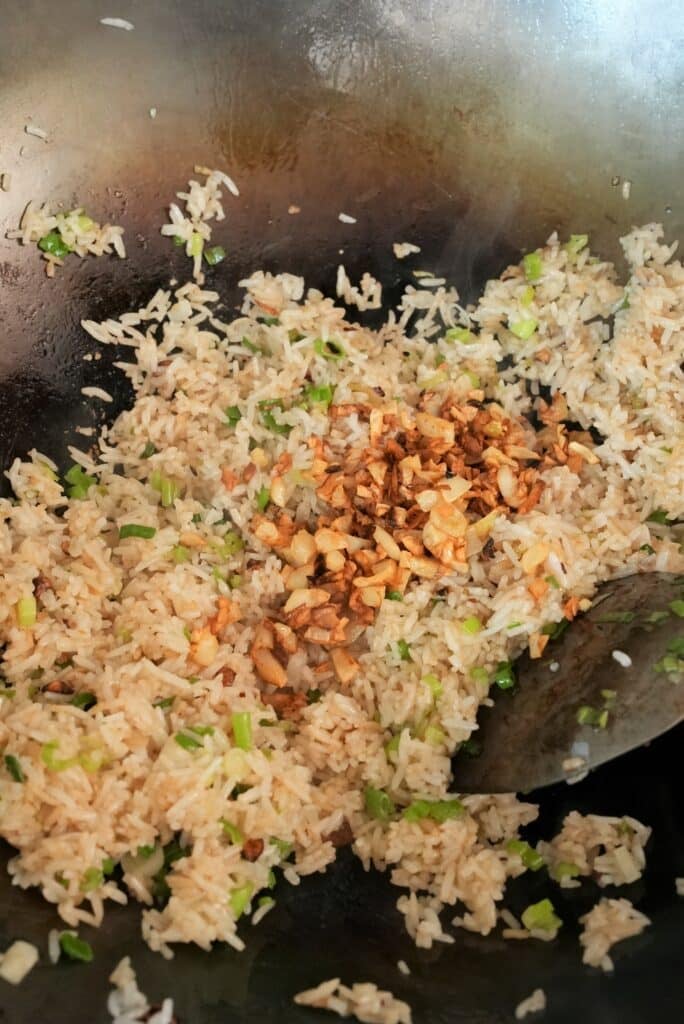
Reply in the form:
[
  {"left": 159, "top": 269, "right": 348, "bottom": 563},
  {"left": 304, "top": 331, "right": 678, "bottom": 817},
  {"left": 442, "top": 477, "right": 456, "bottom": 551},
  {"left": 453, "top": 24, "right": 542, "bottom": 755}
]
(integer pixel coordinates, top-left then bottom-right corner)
[
  {"left": 0, "top": 196, "right": 682, "bottom": 980},
  {"left": 579, "top": 897, "right": 650, "bottom": 971},
  {"left": 294, "top": 978, "right": 411, "bottom": 1024}
]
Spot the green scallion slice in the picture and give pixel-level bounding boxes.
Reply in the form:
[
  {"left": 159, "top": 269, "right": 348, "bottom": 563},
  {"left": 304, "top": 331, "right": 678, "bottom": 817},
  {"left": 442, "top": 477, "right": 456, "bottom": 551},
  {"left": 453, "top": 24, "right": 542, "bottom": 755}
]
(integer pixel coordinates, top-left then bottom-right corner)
[
  {"left": 221, "top": 820, "right": 244, "bottom": 845},
  {"left": 204, "top": 245, "right": 226, "bottom": 266},
  {"left": 38, "top": 230, "right": 72, "bottom": 259},
  {"left": 232, "top": 711, "right": 253, "bottom": 751},
  {"left": 174, "top": 732, "right": 202, "bottom": 751},
  {"left": 225, "top": 405, "right": 242, "bottom": 427},
  {"left": 492, "top": 661, "right": 516, "bottom": 690},
  {"left": 422, "top": 674, "right": 443, "bottom": 699},
  {"left": 386, "top": 590, "right": 403, "bottom": 601},
  {"left": 256, "top": 487, "right": 270, "bottom": 512},
  {"left": 313, "top": 338, "right": 345, "bottom": 360},
  {"left": 58, "top": 932, "right": 93, "bottom": 963},
  {"left": 80, "top": 867, "right": 104, "bottom": 892},
  {"left": 505, "top": 839, "right": 544, "bottom": 871},
  {"left": 364, "top": 786, "right": 396, "bottom": 822},
  {"left": 269, "top": 837, "right": 293, "bottom": 859},
  {"left": 4, "top": 754, "right": 25, "bottom": 782},
  {"left": 521, "top": 898, "right": 562, "bottom": 933},
  {"left": 445, "top": 327, "right": 474, "bottom": 344},
  {"left": 141, "top": 441, "right": 157, "bottom": 459},
  {"left": 403, "top": 798, "right": 465, "bottom": 824},
  {"left": 16, "top": 596, "right": 37, "bottom": 628},
  {"left": 523, "top": 252, "right": 543, "bottom": 282},
  {"left": 509, "top": 318, "right": 538, "bottom": 340},
  {"left": 119, "top": 524, "right": 157, "bottom": 540},
  {"left": 229, "top": 883, "right": 253, "bottom": 918},
  {"left": 397, "top": 639, "right": 411, "bottom": 662},
  {"left": 71, "top": 692, "right": 96, "bottom": 711},
  {"left": 461, "top": 615, "right": 482, "bottom": 635}
]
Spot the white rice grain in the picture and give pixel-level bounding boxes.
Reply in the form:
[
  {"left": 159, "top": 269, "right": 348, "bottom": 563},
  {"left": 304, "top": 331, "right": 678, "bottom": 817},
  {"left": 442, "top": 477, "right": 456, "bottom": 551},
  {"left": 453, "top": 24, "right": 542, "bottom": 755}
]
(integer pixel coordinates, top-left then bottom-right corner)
[
  {"left": 81, "top": 386, "right": 113, "bottom": 402},
  {"left": 515, "top": 988, "right": 546, "bottom": 1020},
  {"left": 100, "top": 17, "right": 134, "bottom": 30},
  {"left": 611, "top": 650, "right": 632, "bottom": 668}
]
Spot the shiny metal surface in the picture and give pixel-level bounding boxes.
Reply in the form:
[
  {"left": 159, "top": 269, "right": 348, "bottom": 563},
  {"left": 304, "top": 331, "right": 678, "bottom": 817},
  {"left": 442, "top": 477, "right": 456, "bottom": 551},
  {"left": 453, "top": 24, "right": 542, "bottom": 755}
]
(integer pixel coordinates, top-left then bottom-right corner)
[
  {"left": 0, "top": 2, "right": 683, "bottom": 1022},
  {"left": 454, "top": 573, "right": 684, "bottom": 794}
]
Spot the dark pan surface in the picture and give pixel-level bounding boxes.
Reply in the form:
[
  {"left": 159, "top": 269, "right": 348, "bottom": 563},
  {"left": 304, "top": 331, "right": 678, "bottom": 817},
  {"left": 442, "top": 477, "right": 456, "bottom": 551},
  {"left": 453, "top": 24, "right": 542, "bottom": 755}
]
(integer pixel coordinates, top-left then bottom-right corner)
[{"left": 0, "top": 1, "right": 682, "bottom": 1020}]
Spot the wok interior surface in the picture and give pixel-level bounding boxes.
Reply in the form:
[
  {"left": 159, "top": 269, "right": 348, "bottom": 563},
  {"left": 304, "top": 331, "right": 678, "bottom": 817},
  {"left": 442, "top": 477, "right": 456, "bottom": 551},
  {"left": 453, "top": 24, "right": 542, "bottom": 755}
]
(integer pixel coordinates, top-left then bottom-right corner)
[{"left": 0, "top": 1, "right": 682, "bottom": 1020}]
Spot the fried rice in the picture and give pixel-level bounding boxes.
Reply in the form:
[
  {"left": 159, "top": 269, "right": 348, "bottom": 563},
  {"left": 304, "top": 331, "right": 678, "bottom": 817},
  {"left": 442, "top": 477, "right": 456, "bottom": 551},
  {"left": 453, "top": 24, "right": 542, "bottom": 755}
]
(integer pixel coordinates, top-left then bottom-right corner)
[{"left": 1, "top": 172, "right": 682, "bottom": 1000}]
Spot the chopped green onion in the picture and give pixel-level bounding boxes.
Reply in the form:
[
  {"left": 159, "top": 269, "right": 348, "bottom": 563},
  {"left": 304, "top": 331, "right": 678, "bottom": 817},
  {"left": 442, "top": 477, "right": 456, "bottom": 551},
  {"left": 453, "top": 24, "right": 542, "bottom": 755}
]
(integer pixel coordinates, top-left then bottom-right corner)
[
  {"left": 424, "top": 725, "right": 446, "bottom": 747},
  {"left": 313, "top": 338, "right": 346, "bottom": 360},
  {"left": 304, "top": 383, "right": 335, "bottom": 407},
  {"left": 523, "top": 252, "right": 543, "bottom": 282},
  {"left": 229, "top": 882, "right": 253, "bottom": 918},
  {"left": 189, "top": 724, "right": 214, "bottom": 737},
  {"left": 639, "top": 544, "right": 655, "bottom": 555},
  {"left": 576, "top": 705, "right": 609, "bottom": 728},
  {"left": 597, "top": 611, "right": 635, "bottom": 624},
  {"left": 189, "top": 232, "right": 203, "bottom": 258},
  {"left": 71, "top": 692, "right": 96, "bottom": 711},
  {"left": 171, "top": 545, "right": 190, "bottom": 564},
  {"left": 65, "top": 464, "right": 97, "bottom": 499},
  {"left": 258, "top": 895, "right": 275, "bottom": 909},
  {"left": 521, "top": 898, "right": 562, "bottom": 933},
  {"left": 4, "top": 754, "right": 25, "bottom": 782},
  {"left": 76, "top": 214, "right": 95, "bottom": 233},
  {"left": 102, "top": 857, "right": 115, "bottom": 876},
  {"left": 461, "top": 615, "right": 482, "bottom": 635},
  {"left": 669, "top": 600, "right": 684, "bottom": 618},
  {"left": 182, "top": 626, "right": 191, "bottom": 642},
  {"left": 267, "top": 869, "right": 276, "bottom": 889},
  {"left": 386, "top": 590, "right": 403, "bottom": 602},
  {"left": 242, "top": 337, "right": 264, "bottom": 355},
  {"left": 260, "top": 316, "right": 280, "bottom": 326},
  {"left": 654, "top": 652, "right": 684, "bottom": 675},
  {"left": 225, "top": 405, "right": 242, "bottom": 427},
  {"left": 58, "top": 932, "right": 93, "bottom": 963},
  {"left": 520, "top": 284, "right": 535, "bottom": 307},
  {"left": 258, "top": 399, "right": 292, "bottom": 436},
  {"left": 80, "top": 867, "right": 104, "bottom": 892},
  {"left": 256, "top": 486, "right": 271, "bottom": 512},
  {"left": 137, "top": 845, "right": 155, "bottom": 859},
  {"left": 505, "top": 839, "right": 544, "bottom": 871},
  {"left": 643, "top": 610, "right": 669, "bottom": 625},
  {"left": 228, "top": 574, "right": 242, "bottom": 589},
  {"left": 16, "top": 596, "right": 37, "bottom": 628},
  {"left": 119, "top": 524, "right": 156, "bottom": 540},
  {"left": 204, "top": 245, "right": 226, "bottom": 266},
  {"left": 141, "top": 441, "right": 157, "bottom": 459},
  {"left": 270, "top": 837, "right": 293, "bottom": 859},
  {"left": 232, "top": 711, "right": 253, "bottom": 751},
  {"left": 492, "top": 661, "right": 516, "bottom": 690},
  {"left": 364, "top": 786, "right": 396, "bottom": 822},
  {"left": 403, "top": 798, "right": 465, "bottom": 824},
  {"left": 667, "top": 637, "right": 684, "bottom": 656},
  {"left": 397, "top": 639, "right": 412, "bottom": 662},
  {"left": 422, "top": 674, "right": 443, "bottom": 699},
  {"left": 434, "top": 352, "right": 446, "bottom": 367},
  {"left": 79, "top": 748, "right": 105, "bottom": 773},
  {"left": 160, "top": 478, "right": 179, "bottom": 507},
  {"left": 564, "top": 234, "right": 588, "bottom": 257},
  {"left": 646, "top": 508, "right": 671, "bottom": 525},
  {"left": 551, "top": 861, "right": 581, "bottom": 881},
  {"left": 174, "top": 732, "right": 202, "bottom": 751},
  {"left": 221, "top": 820, "right": 244, "bottom": 845},
  {"left": 445, "top": 327, "right": 474, "bottom": 344},
  {"left": 384, "top": 733, "right": 401, "bottom": 761},
  {"left": 41, "top": 741, "right": 76, "bottom": 772},
  {"left": 306, "top": 688, "right": 322, "bottom": 704},
  {"left": 38, "top": 230, "right": 72, "bottom": 259},
  {"left": 218, "top": 530, "right": 244, "bottom": 557},
  {"left": 541, "top": 619, "right": 569, "bottom": 639},
  {"left": 509, "top": 318, "right": 538, "bottom": 340},
  {"left": 469, "top": 666, "right": 490, "bottom": 686},
  {"left": 173, "top": 235, "right": 185, "bottom": 247},
  {"left": 545, "top": 574, "right": 561, "bottom": 589},
  {"left": 153, "top": 697, "right": 174, "bottom": 710}
]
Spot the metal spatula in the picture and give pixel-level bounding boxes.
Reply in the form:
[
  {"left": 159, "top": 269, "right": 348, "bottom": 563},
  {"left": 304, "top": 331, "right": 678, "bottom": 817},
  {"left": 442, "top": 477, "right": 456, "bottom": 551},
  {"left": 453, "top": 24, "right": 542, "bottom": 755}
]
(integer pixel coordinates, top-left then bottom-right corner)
[{"left": 453, "top": 572, "right": 684, "bottom": 794}]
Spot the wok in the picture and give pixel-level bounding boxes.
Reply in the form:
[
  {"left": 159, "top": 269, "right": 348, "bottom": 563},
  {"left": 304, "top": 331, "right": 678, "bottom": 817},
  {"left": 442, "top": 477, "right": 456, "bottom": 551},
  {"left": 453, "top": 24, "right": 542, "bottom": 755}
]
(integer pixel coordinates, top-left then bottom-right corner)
[{"left": 0, "top": 1, "right": 682, "bottom": 1021}]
